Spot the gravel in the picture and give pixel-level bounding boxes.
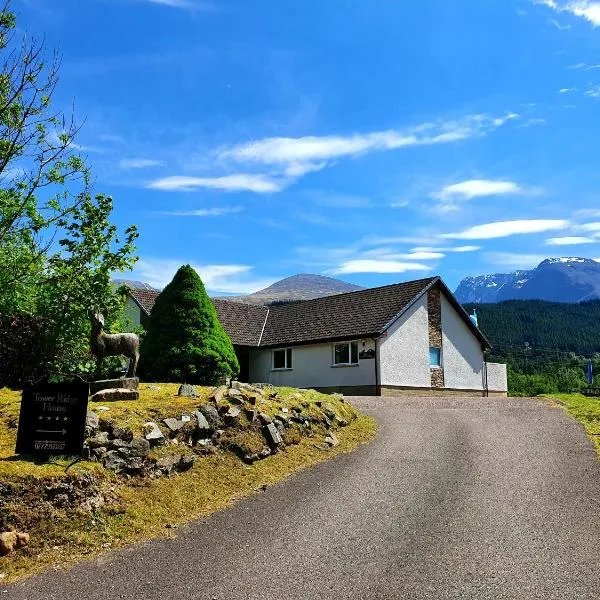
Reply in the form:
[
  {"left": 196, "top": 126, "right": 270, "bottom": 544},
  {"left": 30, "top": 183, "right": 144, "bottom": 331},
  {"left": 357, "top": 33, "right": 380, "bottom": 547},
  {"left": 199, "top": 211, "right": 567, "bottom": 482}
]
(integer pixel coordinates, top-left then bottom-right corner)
[{"left": 5, "top": 395, "right": 600, "bottom": 599}]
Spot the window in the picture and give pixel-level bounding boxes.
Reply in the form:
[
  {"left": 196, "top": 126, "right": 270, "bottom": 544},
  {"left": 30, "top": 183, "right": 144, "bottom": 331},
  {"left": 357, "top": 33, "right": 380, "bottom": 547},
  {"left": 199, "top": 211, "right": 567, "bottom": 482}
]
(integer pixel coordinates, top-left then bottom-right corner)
[
  {"left": 333, "top": 341, "right": 359, "bottom": 366},
  {"left": 273, "top": 348, "right": 292, "bottom": 370},
  {"left": 429, "top": 347, "right": 442, "bottom": 367}
]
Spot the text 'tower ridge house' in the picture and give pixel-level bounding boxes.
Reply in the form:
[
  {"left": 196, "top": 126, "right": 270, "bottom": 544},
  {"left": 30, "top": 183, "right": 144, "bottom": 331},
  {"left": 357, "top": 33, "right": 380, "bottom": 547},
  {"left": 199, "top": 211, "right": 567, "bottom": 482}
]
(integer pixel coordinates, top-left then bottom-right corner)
[{"left": 124, "top": 276, "right": 508, "bottom": 396}]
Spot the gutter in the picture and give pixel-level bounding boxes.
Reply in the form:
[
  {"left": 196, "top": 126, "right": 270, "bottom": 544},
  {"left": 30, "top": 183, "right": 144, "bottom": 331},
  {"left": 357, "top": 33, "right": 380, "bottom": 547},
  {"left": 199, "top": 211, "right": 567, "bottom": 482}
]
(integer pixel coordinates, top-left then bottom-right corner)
[
  {"left": 257, "top": 307, "right": 269, "bottom": 347},
  {"left": 373, "top": 337, "right": 381, "bottom": 397}
]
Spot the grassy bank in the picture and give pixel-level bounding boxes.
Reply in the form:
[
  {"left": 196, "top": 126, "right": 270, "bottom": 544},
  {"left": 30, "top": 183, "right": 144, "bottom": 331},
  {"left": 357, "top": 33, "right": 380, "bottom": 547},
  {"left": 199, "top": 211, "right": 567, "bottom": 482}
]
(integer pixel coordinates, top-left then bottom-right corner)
[
  {"left": 546, "top": 393, "right": 600, "bottom": 456},
  {"left": 0, "top": 384, "right": 376, "bottom": 582}
]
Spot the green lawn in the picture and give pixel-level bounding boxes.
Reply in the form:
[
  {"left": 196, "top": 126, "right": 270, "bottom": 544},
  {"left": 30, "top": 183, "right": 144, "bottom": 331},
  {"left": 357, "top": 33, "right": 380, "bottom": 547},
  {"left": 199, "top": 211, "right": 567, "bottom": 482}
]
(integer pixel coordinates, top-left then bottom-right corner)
[{"left": 546, "top": 393, "right": 600, "bottom": 456}]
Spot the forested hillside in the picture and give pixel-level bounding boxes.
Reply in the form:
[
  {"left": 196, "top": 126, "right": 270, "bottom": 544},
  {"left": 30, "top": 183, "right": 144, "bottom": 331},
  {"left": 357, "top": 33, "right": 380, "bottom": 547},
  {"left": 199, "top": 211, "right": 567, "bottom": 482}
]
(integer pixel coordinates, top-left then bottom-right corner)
[{"left": 463, "top": 300, "right": 600, "bottom": 395}]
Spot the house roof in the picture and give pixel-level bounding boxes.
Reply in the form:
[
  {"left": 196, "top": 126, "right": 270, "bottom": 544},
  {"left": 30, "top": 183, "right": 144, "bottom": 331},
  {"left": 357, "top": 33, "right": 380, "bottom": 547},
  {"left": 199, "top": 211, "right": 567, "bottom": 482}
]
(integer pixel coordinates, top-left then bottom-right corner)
[{"left": 126, "top": 276, "right": 490, "bottom": 350}]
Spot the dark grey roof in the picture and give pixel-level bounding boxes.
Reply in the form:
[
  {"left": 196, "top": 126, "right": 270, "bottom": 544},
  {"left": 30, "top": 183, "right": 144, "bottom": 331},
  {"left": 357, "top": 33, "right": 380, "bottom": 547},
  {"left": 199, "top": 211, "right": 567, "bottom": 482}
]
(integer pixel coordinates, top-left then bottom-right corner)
[{"left": 211, "top": 299, "right": 268, "bottom": 347}]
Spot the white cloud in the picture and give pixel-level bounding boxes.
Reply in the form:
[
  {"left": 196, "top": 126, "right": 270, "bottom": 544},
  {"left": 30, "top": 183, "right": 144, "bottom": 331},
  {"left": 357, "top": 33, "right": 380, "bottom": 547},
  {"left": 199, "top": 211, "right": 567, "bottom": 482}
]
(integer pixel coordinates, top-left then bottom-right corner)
[
  {"left": 485, "top": 252, "right": 548, "bottom": 270},
  {"left": 546, "top": 235, "right": 597, "bottom": 244},
  {"left": 331, "top": 259, "right": 433, "bottom": 275},
  {"left": 412, "top": 245, "right": 481, "bottom": 253},
  {"left": 140, "top": 0, "right": 209, "bottom": 9},
  {"left": 539, "top": 0, "right": 600, "bottom": 26},
  {"left": 147, "top": 174, "right": 282, "bottom": 193},
  {"left": 127, "top": 259, "right": 276, "bottom": 293},
  {"left": 119, "top": 158, "right": 164, "bottom": 169},
  {"left": 162, "top": 206, "right": 243, "bottom": 217},
  {"left": 441, "top": 219, "right": 569, "bottom": 240},
  {"left": 219, "top": 113, "right": 519, "bottom": 182},
  {"left": 433, "top": 179, "right": 523, "bottom": 201},
  {"left": 559, "top": 87, "right": 576, "bottom": 93},
  {"left": 585, "top": 85, "right": 600, "bottom": 97},
  {"left": 570, "top": 62, "right": 600, "bottom": 69},
  {"left": 581, "top": 221, "right": 600, "bottom": 231}
]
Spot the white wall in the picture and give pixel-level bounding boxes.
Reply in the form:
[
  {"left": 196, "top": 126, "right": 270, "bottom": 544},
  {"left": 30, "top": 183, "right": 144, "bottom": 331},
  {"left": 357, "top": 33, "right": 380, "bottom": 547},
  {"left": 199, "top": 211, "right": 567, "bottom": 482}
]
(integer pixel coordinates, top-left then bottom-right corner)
[
  {"left": 249, "top": 339, "right": 376, "bottom": 389},
  {"left": 440, "top": 295, "right": 484, "bottom": 390},
  {"left": 486, "top": 362, "right": 508, "bottom": 392},
  {"left": 378, "top": 295, "right": 431, "bottom": 388}
]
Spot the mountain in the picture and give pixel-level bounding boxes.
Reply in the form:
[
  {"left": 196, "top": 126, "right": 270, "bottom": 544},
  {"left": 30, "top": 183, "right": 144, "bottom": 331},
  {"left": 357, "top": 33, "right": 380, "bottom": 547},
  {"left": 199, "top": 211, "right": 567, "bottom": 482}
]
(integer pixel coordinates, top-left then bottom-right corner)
[
  {"left": 455, "top": 258, "right": 600, "bottom": 303},
  {"left": 112, "top": 279, "right": 158, "bottom": 291},
  {"left": 227, "top": 274, "right": 364, "bottom": 305}
]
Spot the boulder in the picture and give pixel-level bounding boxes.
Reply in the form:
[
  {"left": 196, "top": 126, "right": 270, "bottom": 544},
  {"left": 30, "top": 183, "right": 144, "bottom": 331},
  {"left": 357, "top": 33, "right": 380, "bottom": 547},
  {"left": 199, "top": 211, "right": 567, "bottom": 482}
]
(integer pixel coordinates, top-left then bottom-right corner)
[
  {"left": 154, "top": 454, "right": 186, "bottom": 475},
  {"left": 85, "top": 411, "right": 100, "bottom": 436},
  {"left": 177, "top": 383, "right": 198, "bottom": 398},
  {"left": 103, "top": 450, "right": 127, "bottom": 472},
  {"left": 258, "top": 412, "right": 272, "bottom": 425},
  {"left": 193, "top": 411, "right": 212, "bottom": 435},
  {"left": 197, "top": 404, "right": 219, "bottom": 429},
  {"left": 0, "top": 531, "right": 29, "bottom": 556},
  {"left": 208, "top": 385, "right": 227, "bottom": 403},
  {"left": 87, "top": 431, "right": 110, "bottom": 449},
  {"left": 223, "top": 406, "right": 241, "bottom": 423},
  {"left": 226, "top": 388, "right": 244, "bottom": 404},
  {"left": 144, "top": 422, "right": 165, "bottom": 446},
  {"left": 91, "top": 388, "right": 139, "bottom": 402},
  {"left": 130, "top": 437, "right": 150, "bottom": 458},
  {"left": 109, "top": 438, "right": 132, "bottom": 451},
  {"left": 112, "top": 426, "right": 134, "bottom": 442},
  {"left": 263, "top": 423, "right": 283, "bottom": 447},
  {"left": 91, "top": 446, "right": 108, "bottom": 461},
  {"left": 163, "top": 418, "right": 185, "bottom": 432}
]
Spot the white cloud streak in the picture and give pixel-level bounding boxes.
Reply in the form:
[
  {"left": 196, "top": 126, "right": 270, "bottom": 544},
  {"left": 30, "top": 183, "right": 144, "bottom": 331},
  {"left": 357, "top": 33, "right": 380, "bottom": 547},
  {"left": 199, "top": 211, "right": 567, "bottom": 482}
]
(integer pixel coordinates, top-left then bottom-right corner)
[
  {"left": 162, "top": 206, "right": 243, "bottom": 217},
  {"left": 119, "top": 158, "right": 164, "bottom": 169},
  {"left": 441, "top": 219, "right": 570, "bottom": 240},
  {"left": 331, "top": 260, "right": 433, "bottom": 275},
  {"left": 411, "top": 245, "right": 481, "bottom": 253},
  {"left": 539, "top": 0, "right": 600, "bottom": 26},
  {"left": 433, "top": 179, "right": 523, "bottom": 201},
  {"left": 546, "top": 235, "right": 597, "bottom": 244},
  {"left": 485, "top": 252, "right": 548, "bottom": 270},
  {"left": 147, "top": 174, "right": 282, "bottom": 193}
]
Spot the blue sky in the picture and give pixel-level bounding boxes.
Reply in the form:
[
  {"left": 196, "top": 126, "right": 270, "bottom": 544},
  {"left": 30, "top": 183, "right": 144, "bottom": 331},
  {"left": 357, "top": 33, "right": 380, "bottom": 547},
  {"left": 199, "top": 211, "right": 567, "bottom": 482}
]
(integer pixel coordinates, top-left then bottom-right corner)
[{"left": 16, "top": 0, "right": 600, "bottom": 293}]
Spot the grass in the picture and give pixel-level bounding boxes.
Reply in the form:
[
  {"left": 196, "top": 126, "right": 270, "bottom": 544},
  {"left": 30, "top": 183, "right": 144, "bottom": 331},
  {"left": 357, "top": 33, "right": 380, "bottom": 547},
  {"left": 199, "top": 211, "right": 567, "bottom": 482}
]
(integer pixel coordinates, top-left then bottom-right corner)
[
  {"left": 0, "top": 384, "right": 377, "bottom": 582},
  {"left": 545, "top": 393, "right": 600, "bottom": 456}
]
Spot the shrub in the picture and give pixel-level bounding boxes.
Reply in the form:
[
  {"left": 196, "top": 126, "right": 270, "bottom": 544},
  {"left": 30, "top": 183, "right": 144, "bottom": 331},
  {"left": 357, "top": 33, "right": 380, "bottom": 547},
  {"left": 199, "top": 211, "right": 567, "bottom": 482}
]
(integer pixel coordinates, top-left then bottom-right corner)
[{"left": 140, "top": 265, "right": 239, "bottom": 384}]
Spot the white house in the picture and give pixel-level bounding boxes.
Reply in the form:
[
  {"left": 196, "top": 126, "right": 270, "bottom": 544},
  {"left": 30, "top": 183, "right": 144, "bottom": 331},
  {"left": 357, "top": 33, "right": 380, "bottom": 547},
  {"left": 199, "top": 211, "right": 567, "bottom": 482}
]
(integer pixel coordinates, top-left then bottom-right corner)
[{"left": 124, "top": 276, "right": 508, "bottom": 397}]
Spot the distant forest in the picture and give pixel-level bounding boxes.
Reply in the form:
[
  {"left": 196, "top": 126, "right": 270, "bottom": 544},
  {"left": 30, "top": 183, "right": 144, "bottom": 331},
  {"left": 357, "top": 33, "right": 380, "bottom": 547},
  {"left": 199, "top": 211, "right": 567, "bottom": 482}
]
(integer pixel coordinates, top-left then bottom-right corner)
[{"left": 462, "top": 300, "right": 600, "bottom": 396}]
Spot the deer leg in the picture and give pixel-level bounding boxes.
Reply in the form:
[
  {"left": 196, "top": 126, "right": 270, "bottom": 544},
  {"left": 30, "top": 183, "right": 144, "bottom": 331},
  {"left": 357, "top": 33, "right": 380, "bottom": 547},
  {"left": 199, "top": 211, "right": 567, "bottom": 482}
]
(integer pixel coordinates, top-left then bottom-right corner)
[{"left": 95, "top": 354, "right": 104, "bottom": 380}]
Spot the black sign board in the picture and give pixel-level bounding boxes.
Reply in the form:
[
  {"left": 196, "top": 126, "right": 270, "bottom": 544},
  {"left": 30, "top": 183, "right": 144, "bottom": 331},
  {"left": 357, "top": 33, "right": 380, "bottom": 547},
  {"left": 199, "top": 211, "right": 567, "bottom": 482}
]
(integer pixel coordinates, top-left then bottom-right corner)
[{"left": 15, "top": 382, "right": 89, "bottom": 456}]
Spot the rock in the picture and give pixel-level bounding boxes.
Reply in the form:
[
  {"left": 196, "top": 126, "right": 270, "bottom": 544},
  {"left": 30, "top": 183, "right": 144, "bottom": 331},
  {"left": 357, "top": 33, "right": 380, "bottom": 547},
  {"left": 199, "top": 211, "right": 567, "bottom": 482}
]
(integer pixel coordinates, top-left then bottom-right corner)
[
  {"left": 259, "top": 447, "right": 271, "bottom": 459},
  {"left": 193, "top": 411, "right": 212, "bottom": 434},
  {"left": 197, "top": 404, "right": 219, "bottom": 429},
  {"left": 258, "top": 412, "right": 272, "bottom": 425},
  {"left": 324, "top": 433, "right": 339, "bottom": 447},
  {"left": 208, "top": 385, "right": 227, "bottom": 403},
  {"left": 85, "top": 411, "right": 100, "bottom": 436},
  {"left": 144, "top": 422, "right": 165, "bottom": 446},
  {"left": 130, "top": 437, "right": 150, "bottom": 458},
  {"left": 245, "top": 409, "right": 258, "bottom": 423},
  {"left": 91, "top": 446, "right": 108, "bottom": 461},
  {"left": 223, "top": 406, "right": 241, "bottom": 423},
  {"left": 126, "top": 456, "right": 145, "bottom": 472},
  {"left": 146, "top": 385, "right": 161, "bottom": 390},
  {"left": 276, "top": 412, "right": 290, "bottom": 423},
  {"left": 244, "top": 393, "right": 260, "bottom": 406},
  {"left": 0, "top": 531, "right": 29, "bottom": 556},
  {"left": 155, "top": 454, "right": 181, "bottom": 475},
  {"left": 274, "top": 420, "right": 285, "bottom": 437},
  {"left": 226, "top": 388, "right": 244, "bottom": 404},
  {"left": 87, "top": 431, "right": 110, "bottom": 449},
  {"left": 178, "top": 455, "right": 195, "bottom": 471},
  {"left": 103, "top": 450, "right": 127, "bottom": 472},
  {"left": 177, "top": 383, "right": 198, "bottom": 398},
  {"left": 112, "top": 426, "right": 133, "bottom": 442},
  {"left": 89, "top": 377, "right": 139, "bottom": 395},
  {"left": 91, "top": 388, "right": 139, "bottom": 402},
  {"left": 163, "top": 417, "right": 185, "bottom": 432},
  {"left": 109, "top": 438, "right": 131, "bottom": 451},
  {"left": 264, "top": 423, "right": 283, "bottom": 447},
  {"left": 98, "top": 418, "right": 114, "bottom": 434}
]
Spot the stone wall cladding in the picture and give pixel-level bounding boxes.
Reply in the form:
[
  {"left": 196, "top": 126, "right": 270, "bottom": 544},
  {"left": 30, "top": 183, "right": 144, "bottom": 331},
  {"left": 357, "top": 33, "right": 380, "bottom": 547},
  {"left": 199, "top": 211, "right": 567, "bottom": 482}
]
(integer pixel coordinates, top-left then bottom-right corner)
[{"left": 427, "top": 287, "right": 444, "bottom": 388}]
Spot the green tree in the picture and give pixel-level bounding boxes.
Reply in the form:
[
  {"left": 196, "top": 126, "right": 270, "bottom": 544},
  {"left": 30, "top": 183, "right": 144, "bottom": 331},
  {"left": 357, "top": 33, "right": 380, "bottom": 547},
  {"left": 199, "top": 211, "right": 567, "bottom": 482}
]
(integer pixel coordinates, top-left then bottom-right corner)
[{"left": 140, "top": 265, "right": 239, "bottom": 384}]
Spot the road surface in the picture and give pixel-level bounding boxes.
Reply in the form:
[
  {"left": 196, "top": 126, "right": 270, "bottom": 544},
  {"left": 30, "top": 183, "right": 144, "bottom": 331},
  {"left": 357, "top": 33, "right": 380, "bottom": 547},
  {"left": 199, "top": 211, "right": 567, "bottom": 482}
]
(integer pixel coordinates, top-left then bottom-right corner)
[{"left": 5, "top": 396, "right": 600, "bottom": 599}]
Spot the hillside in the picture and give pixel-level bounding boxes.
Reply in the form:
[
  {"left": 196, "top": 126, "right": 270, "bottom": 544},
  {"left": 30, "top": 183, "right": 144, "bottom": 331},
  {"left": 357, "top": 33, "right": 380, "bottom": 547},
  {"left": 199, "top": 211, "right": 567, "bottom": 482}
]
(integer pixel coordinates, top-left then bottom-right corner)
[
  {"left": 456, "top": 258, "right": 600, "bottom": 303},
  {"left": 228, "top": 273, "right": 364, "bottom": 305}
]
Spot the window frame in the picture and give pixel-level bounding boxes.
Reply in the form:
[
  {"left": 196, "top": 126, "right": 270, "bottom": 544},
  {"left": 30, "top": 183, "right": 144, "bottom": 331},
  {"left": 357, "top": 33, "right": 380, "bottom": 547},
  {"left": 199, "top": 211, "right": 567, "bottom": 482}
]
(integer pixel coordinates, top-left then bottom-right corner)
[
  {"left": 332, "top": 341, "right": 359, "bottom": 367},
  {"left": 272, "top": 347, "right": 293, "bottom": 371},
  {"left": 429, "top": 346, "right": 442, "bottom": 368}
]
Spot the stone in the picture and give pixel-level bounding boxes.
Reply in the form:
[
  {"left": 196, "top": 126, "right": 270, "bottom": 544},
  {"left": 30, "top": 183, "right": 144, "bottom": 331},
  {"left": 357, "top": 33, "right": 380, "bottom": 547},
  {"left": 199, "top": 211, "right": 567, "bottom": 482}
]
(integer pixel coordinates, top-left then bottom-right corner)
[
  {"left": 276, "top": 412, "right": 290, "bottom": 423},
  {"left": 126, "top": 456, "right": 145, "bottom": 472},
  {"left": 177, "top": 383, "right": 198, "bottom": 398},
  {"left": 144, "top": 422, "right": 165, "bottom": 446},
  {"left": 258, "top": 412, "right": 272, "bottom": 425},
  {"left": 89, "top": 377, "right": 139, "bottom": 395},
  {"left": 245, "top": 409, "right": 258, "bottom": 423},
  {"left": 208, "top": 385, "right": 227, "bottom": 403},
  {"left": 155, "top": 454, "right": 181, "bottom": 475},
  {"left": 0, "top": 531, "right": 29, "bottom": 556},
  {"left": 244, "top": 393, "right": 260, "bottom": 406},
  {"left": 91, "top": 446, "right": 108, "bottom": 461},
  {"left": 197, "top": 404, "right": 219, "bottom": 429},
  {"left": 87, "top": 431, "right": 110, "bottom": 449},
  {"left": 181, "top": 414, "right": 191, "bottom": 423},
  {"left": 130, "top": 437, "right": 150, "bottom": 458},
  {"left": 193, "top": 411, "right": 212, "bottom": 434},
  {"left": 178, "top": 455, "right": 195, "bottom": 471},
  {"left": 146, "top": 385, "right": 161, "bottom": 390},
  {"left": 324, "top": 433, "right": 339, "bottom": 447},
  {"left": 91, "top": 388, "right": 139, "bottom": 402},
  {"left": 226, "top": 388, "right": 244, "bottom": 403},
  {"left": 258, "top": 447, "right": 271, "bottom": 459},
  {"left": 112, "top": 426, "right": 133, "bottom": 442},
  {"left": 163, "top": 418, "right": 185, "bottom": 432},
  {"left": 263, "top": 423, "right": 283, "bottom": 447},
  {"left": 274, "top": 421, "right": 285, "bottom": 437},
  {"left": 223, "top": 406, "right": 241, "bottom": 423},
  {"left": 85, "top": 411, "right": 100, "bottom": 436},
  {"left": 103, "top": 450, "right": 127, "bottom": 472},
  {"left": 110, "top": 438, "right": 131, "bottom": 451}
]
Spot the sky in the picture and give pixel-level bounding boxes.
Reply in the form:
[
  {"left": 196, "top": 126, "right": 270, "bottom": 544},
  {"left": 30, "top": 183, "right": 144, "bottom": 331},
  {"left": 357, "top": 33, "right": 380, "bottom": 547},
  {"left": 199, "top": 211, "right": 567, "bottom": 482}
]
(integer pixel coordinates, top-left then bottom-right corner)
[{"left": 15, "top": 0, "right": 600, "bottom": 294}]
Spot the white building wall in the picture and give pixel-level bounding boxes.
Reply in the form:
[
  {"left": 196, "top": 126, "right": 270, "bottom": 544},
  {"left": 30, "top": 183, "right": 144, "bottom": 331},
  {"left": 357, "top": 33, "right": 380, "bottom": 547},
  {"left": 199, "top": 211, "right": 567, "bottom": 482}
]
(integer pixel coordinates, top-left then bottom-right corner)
[
  {"left": 123, "top": 297, "right": 142, "bottom": 330},
  {"left": 486, "top": 362, "right": 508, "bottom": 392},
  {"left": 440, "top": 295, "right": 484, "bottom": 390},
  {"left": 249, "top": 340, "right": 376, "bottom": 389},
  {"left": 378, "top": 295, "right": 431, "bottom": 388}
]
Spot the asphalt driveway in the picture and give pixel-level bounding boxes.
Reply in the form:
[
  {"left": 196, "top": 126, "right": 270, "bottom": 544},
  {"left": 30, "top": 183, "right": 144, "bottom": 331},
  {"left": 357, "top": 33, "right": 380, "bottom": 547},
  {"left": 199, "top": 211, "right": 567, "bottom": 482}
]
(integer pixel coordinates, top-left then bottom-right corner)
[{"left": 5, "top": 396, "right": 600, "bottom": 599}]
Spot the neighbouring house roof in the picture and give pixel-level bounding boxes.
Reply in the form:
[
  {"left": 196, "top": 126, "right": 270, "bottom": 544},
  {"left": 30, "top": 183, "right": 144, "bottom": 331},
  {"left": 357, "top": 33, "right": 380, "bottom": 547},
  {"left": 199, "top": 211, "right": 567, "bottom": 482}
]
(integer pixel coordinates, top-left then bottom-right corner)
[{"left": 126, "top": 276, "right": 490, "bottom": 350}]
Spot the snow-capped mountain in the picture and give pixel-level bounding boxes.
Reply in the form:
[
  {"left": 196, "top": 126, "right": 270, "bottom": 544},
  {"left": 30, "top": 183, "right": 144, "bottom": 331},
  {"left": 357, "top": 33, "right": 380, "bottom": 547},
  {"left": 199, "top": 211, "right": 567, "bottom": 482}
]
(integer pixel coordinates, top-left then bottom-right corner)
[{"left": 455, "top": 258, "right": 600, "bottom": 303}]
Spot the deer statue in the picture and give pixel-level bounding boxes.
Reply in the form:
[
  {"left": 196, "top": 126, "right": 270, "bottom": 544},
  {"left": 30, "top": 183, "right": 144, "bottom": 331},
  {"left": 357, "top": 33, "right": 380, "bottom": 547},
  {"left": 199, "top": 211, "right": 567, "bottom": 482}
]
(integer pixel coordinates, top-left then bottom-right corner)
[{"left": 90, "top": 312, "right": 140, "bottom": 379}]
